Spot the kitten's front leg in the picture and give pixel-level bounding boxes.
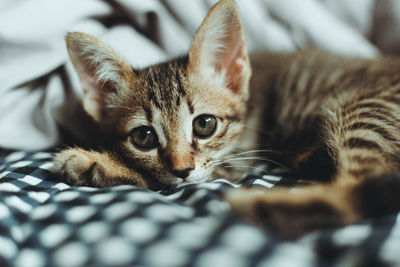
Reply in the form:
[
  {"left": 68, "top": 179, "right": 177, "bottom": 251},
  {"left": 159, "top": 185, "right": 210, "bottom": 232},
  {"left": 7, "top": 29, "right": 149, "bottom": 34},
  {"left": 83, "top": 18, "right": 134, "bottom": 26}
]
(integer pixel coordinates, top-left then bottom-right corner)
[{"left": 52, "top": 148, "right": 151, "bottom": 188}]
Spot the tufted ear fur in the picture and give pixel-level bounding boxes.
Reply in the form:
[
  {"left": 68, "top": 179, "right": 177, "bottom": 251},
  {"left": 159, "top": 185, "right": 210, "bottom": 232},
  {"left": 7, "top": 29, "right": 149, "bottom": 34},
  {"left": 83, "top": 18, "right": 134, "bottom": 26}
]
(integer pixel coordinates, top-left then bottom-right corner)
[
  {"left": 188, "top": 0, "right": 251, "bottom": 95},
  {"left": 66, "top": 33, "right": 136, "bottom": 121}
]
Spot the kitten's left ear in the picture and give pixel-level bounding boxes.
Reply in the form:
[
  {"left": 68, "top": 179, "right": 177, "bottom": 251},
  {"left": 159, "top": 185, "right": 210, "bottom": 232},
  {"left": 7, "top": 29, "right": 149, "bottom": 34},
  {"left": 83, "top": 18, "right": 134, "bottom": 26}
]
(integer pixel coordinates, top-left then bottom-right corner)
[
  {"left": 188, "top": 0, "right": 251, "bottom": 95},
  {"left": 66, "top": 33, "right": 136, "bottom": 121}
]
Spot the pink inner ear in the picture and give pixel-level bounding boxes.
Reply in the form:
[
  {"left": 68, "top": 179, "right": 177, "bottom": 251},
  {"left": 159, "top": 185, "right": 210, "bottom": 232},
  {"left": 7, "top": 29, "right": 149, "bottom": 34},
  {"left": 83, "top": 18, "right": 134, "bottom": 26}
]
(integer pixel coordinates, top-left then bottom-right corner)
[
  {"left": 215, "top": 29, "right": 247, "bottom": 93},
  {"left": 80, "top": 70, "right": 105, "bottom": 121},
  {"left": 188, "top": 0, "right": 250, "bottom": 94},
  {"left": 226, "top": 57, "right": 245, "bottom": 93}
]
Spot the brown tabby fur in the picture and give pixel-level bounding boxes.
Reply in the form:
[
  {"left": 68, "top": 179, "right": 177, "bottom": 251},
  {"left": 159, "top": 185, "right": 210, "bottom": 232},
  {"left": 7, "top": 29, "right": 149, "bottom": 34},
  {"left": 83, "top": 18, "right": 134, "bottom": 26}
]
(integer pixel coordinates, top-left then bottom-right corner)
[
  {"left": 230, "top": 51, "right": 400, "bottom": 239},
  {"left": 53, "top": 0, "right": 400, "bottom": 239}
]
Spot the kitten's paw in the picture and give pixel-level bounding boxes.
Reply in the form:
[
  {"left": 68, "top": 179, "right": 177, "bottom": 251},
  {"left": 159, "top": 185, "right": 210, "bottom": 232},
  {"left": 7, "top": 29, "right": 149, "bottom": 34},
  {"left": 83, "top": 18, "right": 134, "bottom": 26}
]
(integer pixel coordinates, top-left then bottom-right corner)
[
  {"left": 226, "top": 188, "right": 346, "bottom": 239},
  {"left": 52, "top": 148, "right": 102, "bottom": 186},
  {"left": 52, "top": 148, "right": 149, "bottom": 188}
]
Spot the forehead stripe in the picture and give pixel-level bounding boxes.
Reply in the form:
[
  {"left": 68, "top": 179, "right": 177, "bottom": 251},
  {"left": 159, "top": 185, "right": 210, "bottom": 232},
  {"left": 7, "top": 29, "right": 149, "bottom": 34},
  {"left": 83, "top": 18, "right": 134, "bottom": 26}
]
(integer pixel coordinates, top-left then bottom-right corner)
[
  {"left": 148, "top": 90, "right": 162, "bottom": 109},
  {"left": 187, "top": 98, "right": 194, "bottom": 114},
  {"left": 143, "top": 106, "right": 153, "bottom": 123},
  {"left": 175, "top": 69, "right": 186, "bottom": 97}
]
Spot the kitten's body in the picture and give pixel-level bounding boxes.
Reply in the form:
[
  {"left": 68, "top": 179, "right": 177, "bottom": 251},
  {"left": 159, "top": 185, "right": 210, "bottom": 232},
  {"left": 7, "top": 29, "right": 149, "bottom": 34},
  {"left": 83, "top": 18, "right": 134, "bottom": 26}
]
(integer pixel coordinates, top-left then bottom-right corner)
[
  {"left": 53, "top": 0, "right": 400, "bottom": 239},
  {"left": 245, "top": 51, "right": 400, "bottom": 180},
  {"left": 227, "top": 52, "right": 400, "bottom": 238}
]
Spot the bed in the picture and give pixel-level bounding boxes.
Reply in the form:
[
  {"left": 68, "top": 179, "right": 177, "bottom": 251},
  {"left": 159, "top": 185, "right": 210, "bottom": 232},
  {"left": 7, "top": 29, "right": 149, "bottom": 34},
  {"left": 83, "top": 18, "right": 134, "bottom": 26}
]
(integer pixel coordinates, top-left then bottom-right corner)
[{"left": 0, "top": 150, "right": 399, "bottom": 266}]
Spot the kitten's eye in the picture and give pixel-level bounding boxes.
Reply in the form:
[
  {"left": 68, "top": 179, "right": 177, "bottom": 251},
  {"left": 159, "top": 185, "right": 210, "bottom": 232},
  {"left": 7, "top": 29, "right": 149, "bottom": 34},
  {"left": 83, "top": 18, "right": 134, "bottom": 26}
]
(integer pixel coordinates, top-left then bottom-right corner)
[
  {"left": 131, "top": 126, "right": 158, "bottom": 150},
  {"left": 193, "top": 115, "right": 217, "bottom": 138}
]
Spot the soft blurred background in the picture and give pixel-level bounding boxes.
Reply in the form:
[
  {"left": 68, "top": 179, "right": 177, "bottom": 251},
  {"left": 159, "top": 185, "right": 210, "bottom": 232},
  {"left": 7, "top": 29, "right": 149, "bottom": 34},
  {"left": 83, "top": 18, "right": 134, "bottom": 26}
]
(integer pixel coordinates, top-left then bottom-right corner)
[{"left": 1, "top": 0, "right": 400, "bottom": 151}]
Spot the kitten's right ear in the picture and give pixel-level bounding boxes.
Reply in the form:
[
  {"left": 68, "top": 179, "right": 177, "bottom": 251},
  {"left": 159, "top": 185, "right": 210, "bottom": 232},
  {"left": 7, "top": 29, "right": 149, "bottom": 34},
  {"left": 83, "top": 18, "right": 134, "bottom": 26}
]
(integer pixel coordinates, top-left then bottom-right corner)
[
  {"left": 66, "top": 33, "right": 136, "bottom": 121},
  {"left": 188, "top": 0, "right": 251, "bottom": 95}
]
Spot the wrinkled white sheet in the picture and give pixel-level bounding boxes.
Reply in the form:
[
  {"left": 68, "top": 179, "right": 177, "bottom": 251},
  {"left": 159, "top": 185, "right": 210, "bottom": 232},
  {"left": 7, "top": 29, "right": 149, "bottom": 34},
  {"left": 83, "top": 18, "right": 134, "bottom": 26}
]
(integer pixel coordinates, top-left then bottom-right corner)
[{"left": 0, "top": 0, "right": 399, "bottom": 150}]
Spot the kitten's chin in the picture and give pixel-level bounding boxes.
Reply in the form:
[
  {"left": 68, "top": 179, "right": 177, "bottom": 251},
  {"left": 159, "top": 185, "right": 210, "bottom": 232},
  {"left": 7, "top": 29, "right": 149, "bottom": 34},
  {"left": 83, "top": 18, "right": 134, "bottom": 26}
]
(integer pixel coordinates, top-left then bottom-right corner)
[
  {"left": 181, "top": 171, "right": 212, "bottom": 186},
  {"left": 160, "top": 171, "right": 211, "bottom": 186},
  {"left": 160, "top": 177, "right": 183, "bottom": 185},
  {"left": 182, "top": 177, "right": 209, "bottom": 185}
]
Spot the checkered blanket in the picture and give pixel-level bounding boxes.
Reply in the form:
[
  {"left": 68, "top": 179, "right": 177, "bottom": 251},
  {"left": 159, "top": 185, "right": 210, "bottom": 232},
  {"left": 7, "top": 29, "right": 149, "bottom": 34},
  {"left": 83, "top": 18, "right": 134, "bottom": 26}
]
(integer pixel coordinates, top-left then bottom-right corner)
[{"left": 0, "top": 150, "right": 399, "bottom": 267}]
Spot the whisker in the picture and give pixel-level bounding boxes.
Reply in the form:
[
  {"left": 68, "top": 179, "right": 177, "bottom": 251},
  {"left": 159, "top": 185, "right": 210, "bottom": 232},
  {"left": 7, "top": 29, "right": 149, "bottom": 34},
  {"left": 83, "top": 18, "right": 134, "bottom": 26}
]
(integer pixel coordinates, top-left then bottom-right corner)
[
  {"left": 222, "top": 165, "right": 271, "bottom": 175},
  {"left": 222, "top": 156, "right": 266, "bottom": 162},
  {"left": 215, "top": 150, "right": 281, "bottom": 164},
  {"left": 231, "top": 145, "right": 283, "bottom": 154},
  {"left": 221, "top": 157, "right": 288, "bottom": 169},
  {"left": 227, "top": 149, "right": 279, "bottom": 157},
  {"left": 207, "top": 159, "right": 225, "bottom": 166}
]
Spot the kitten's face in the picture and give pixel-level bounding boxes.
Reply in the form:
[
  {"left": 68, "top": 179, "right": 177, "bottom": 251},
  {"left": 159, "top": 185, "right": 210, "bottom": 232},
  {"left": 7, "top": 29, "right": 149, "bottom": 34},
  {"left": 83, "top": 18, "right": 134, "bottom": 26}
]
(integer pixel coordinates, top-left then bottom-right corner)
[
  {"left": 102, "top": 58, "right": 248, "bottom": 185},
  {"left": 66, "top": 0, "right": 250, "bottom": 186}
]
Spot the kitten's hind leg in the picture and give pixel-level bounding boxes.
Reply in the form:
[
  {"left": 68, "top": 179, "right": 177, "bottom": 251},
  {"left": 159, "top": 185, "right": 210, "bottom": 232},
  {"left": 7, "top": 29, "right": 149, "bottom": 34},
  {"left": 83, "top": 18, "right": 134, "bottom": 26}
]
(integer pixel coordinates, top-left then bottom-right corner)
[
  {"left": 226, "top": 176, "right": 400, "bottom": 239},
  {"left": 226, "top": 183, "right": 356, "bottom": 239},
  {"left": 52, "top": 148, "right": 151, "bottom": 188}
]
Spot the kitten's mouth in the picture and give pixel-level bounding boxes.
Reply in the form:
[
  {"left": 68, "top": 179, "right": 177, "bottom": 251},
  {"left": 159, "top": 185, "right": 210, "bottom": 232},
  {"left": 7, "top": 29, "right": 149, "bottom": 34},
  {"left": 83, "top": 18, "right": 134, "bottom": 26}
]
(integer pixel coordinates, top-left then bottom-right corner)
[{"left": 181, "top": 176, "right": 210, "bottom": 185}]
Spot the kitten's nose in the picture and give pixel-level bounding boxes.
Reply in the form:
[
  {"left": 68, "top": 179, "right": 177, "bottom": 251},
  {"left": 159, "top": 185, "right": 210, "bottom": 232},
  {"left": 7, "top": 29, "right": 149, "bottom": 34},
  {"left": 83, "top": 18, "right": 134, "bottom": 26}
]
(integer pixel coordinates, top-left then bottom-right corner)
[{"left": 171, "top": 168, "right": 194, "bottom": 179}]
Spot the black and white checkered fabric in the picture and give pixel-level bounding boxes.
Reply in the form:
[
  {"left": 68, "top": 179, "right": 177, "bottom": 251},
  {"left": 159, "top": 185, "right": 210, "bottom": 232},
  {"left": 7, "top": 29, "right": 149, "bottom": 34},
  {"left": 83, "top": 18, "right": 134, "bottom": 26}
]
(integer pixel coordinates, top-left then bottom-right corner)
[{"left": 0, "top": 150, "right": 399, "bottom": 267}]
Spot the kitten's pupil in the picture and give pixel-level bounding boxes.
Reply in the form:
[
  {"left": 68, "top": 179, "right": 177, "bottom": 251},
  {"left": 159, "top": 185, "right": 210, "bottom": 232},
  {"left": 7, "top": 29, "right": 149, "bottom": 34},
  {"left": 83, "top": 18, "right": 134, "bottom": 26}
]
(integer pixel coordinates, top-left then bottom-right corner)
[
  {"left": 193, "top": 115, "right": 217, "bottom": 138},
  {"left": 131, "top": 126, "right": 157, "bottom": 150},
  {"left": 199, "top": 117, "right": 207, "bottom": 127}
]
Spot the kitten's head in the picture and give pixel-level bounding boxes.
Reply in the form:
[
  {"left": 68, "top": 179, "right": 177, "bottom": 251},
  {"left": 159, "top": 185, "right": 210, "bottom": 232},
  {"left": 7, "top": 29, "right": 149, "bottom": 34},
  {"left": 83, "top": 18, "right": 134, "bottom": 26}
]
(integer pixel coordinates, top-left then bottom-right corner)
[{"left": 66, "top": 0, "right": 251, "bottom": 186}]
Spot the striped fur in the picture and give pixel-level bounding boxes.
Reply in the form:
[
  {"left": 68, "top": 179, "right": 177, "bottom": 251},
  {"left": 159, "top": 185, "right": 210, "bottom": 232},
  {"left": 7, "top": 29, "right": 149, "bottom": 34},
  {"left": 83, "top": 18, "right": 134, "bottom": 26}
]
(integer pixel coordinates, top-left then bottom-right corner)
[
  {"left": 53, "top": 0, "right": 400, "bottom": 238},
  {"left": 245, "top": 51, "right": 400, "bottom": 180},
  {"left": 228, "top": 51, "right": 400, "bottom": 238}
]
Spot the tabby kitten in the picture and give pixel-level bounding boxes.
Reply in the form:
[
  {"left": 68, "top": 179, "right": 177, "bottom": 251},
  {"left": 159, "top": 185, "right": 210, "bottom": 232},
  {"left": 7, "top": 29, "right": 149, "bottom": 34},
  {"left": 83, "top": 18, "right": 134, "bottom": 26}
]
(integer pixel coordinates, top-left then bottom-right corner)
[{"left": 54, "top": 0, "right": 400, "bottom": 238}]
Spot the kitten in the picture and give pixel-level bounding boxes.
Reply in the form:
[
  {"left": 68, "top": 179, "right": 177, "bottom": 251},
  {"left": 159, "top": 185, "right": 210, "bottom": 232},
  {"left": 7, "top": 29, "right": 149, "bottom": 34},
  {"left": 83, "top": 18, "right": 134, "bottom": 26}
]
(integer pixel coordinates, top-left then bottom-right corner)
[
  {"left": 53, "top": 0, "right": 400, "bottom": 238},
  {"left": 54, "top": 0, "right": 250, "bottom": 189}
]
